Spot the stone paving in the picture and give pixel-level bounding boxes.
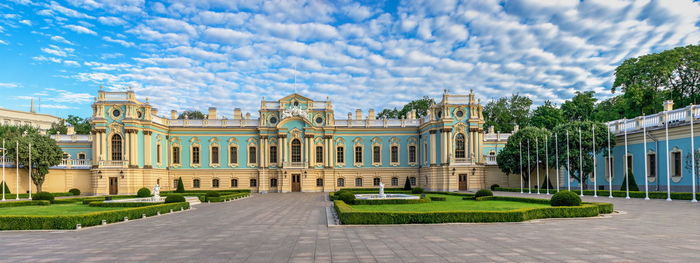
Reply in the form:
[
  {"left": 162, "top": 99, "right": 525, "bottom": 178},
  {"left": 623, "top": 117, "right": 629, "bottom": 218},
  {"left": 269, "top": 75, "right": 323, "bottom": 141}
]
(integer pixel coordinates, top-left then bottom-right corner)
[{"left": 0, "top": 192, "right": 700, "bottom": 262}]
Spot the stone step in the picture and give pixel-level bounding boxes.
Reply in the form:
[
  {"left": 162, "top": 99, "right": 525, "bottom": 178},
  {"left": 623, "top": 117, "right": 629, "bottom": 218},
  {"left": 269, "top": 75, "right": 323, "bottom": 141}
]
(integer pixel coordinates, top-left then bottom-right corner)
[{"left": 185, "top": 196, "right": 201, "bottom": 206}]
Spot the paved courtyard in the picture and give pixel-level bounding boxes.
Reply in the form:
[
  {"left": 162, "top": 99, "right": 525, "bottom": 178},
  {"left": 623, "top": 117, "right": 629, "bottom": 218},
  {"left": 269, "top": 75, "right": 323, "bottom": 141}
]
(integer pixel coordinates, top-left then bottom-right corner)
[{"left": 0, "top": 192, "right": 699, "bottom": 262}]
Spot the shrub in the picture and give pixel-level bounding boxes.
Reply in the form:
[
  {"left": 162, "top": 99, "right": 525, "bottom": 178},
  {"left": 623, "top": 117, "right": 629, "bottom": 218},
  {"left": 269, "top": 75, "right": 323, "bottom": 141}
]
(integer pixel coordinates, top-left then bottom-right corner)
[
  {"left": 353, "top": 196, "right": 431, "bottom": 205},
  {"left": 403, "top": 177, "right": 412, "bottom": 190},
  {"left": 475, "top": 189, "right": 493, "bottom": 198},
  {"left": 205, "top": 191, "right": 221, "bottom": 198},
  {"left": 411, "top": 187, "right": 424, "bottom": 194},
  {"left": 165, "top": 194, "right": 186, "bottom": 203},
  {"left": 430, "top": 196, "right": 446, "bottom": 201},
  {"left": 32, "top": 192, "right": 54, "bottom": 202},
  {"left": 490, "top": 184, "right": 500, "bottom": 191},
  {"left": 550, "top": 191, "right": 582, "bottom": 206},
  {"left": 0, "top": 200, "right": 50, "bottom": 207},
  {"left": 336, "top": 191, "right": 356, "bottom": 204},
  {"left": 68, "top": 188, "right": 81, "bottom": 196},
  {"left": 175, "top": 177, "right": 185, "bottom": 193},
  {"left": 137, "top": 187, "right": 151, "bottom": 197},
  {"left": 619, "top": 169, "right": 640, "bottom": 191},
  {"left": 88, "top": 201, "right": 158, "bottom": 207},
  {"left": 1, "top": 181, "right": 11, "bottom": 194}
]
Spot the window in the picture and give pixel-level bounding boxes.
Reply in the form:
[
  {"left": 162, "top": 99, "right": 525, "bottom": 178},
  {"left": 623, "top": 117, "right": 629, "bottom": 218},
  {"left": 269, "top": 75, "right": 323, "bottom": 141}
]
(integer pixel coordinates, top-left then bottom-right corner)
[
  {"left": 156, "top": 145, "right": 161, "bottom": 163},
  {"left": 212, "top": 146, "right": 219, "bottom": 164},
  {"left": 316, "top": 146, "right": 323, "bottom": 163},
  {"left": 231, "top": 179, "right": 238, "bottom": 188},
  {"left": 625, "top": 154, "right": 633, "bottom": 174},
  {"left": 111, "top": 134, "right": 122, "bottom": 160},
  {"left": 249, "top": 146, "right": 257, "bottom": 164},
  {"left": 250, "top": 178, "right": 257, "bottom": 187},
  {"left": 373, "top": 146, "right": 381, "bottom": 163},
  {"left": 291, "top": 139, "right": 302, "bottom": 162},
  {"left": 391, "top": 146, "right": 399, "bottom": 163},
  {"left": 337, "top": 178, "right": 345, "bottom": 187},
  {"left": 230, "top": 146, "right": 238, "bottom": 164},
  {"left": 316, "top": 178, "right": 323, "bottom": 187},
  {"left": 391, "top": 177, "right": 398, "bottom": 186},
  {"left": 62, "top": 153, "right": 69, "bottom": 159},
  {"left": 672, "top": 151, "right": 682, "bottom": 177},
  {"left": 269, "top": 146, "right": 278, "bottom": 163},
  {"left": 78, "top": 153, "right": 86, "bottom": 160},
  {"left": 192, "top": 146, "right": 200, "bottom": 164},
  {"left": 193, "top": 179, "right": 200, "bottom": 188},
  {"left": 336, "top": 146, "right": 344, "bottom": 163},
  {"left": 409, "top": 146, "right": 416, "bottom": 163},
  {"left": 410, "top": 177, "right": 416, "bottom": 186},
  {"left": 173, "top": 147, "right": 180, "bottom": 164},
  {"left": 354, "top": 146, "right": 362, "bottom": 163},
  {"left": 355, "top": 177, "right": 363, "bottom": 187},
  {"left": 212, "top": 179, "right": 219, "bottom": 188},
  {"left": 270, "top": 178, "right": 278, "bottom": 187},
  {"left": 455, "top": 133, "right": 465, "bottom": 159},
  {"left": 648, "top": 152, "right": 657, "bottom": 178},
  {"left": 373, "top": 177, "right": 381, "bottom": 186}
]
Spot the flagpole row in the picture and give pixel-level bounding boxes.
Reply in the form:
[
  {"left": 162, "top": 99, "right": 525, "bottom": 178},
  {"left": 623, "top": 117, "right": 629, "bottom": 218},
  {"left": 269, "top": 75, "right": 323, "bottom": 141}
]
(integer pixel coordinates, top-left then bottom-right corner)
[
  {"left": 536, "top": 137, "right": 540, "bottom": 194},
  {"left": 579, "top": 127, "right": 584, "bottom": 197},
  {"left": 607, "top": 124, "right": 613, "bottom": 198},
  {"left": 643, "top": 114, "right": 650, "bottom": 200},
  {"left": 592, "top": 124, "right": 597, "bottom": 197},
  {"left": 567, "top": 130, "right": 571, "bottom": 191}
]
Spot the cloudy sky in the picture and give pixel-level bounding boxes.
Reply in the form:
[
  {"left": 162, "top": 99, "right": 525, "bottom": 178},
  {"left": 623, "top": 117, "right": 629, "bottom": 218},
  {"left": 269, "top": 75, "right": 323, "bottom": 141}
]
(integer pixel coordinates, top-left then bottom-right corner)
[{"left": 0, "top": 0, "right": 699, "bottom": 118}]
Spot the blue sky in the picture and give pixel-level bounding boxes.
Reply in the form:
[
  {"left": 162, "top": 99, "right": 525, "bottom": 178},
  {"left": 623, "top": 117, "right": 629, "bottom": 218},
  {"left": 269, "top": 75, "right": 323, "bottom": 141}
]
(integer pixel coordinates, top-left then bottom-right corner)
[{"left": 0, "top": 0, "right": 699, "bottom": 119}]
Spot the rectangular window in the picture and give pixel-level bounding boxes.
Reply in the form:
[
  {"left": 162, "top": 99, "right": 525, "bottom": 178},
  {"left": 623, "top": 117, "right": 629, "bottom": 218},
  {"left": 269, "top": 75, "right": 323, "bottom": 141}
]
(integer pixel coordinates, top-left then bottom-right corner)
[
  {"left": 373, "top": 177, "right": 380, "bottom": 186},
  {"left": 249, "top": 147, "right": 257, "bottom": 164},
  {"left": 212, "top": 146, "right": 219, "bottom": 164},
  {"left": 192, "top": 146, "right": 200, "bottom": 164},
  {"left": 648, "top": 153, "right": 656, "bottom": 177},
  {"left": 626, "top": 155, "right": 633, "bottom": 174},
  {"left": 173, "top": 147, "right": 180, "bottom": 164},
  {"left": 391, "top": 177, "right": 398, "bottom": 186},
  {"left": 231, "top": 179, "right": 238, "bottom": 188},
  {"left": 193, "top": 179, "right": 200, "bottom": 188},
  {"left": 156, "top": 145, "right": 161, "bottom": 163},
  {"left": 373, "top": 146, "right": 380, "bottom": 163},
  {"left": 355, "top": 146, "right": 362, "bottom": 163},
  {"left": 410, "top": 177, "right": 416, "bottom": 186},
  {"left": 270, "top": 178, "right": 278, "bottom": 187},
  {"left": 409, "top": 146, "right": 416, "bottom": 163},
  {"left": 316, "top": 178, "right": 323, "bottom": 187},
  {"left": 605, "top": 156, "right": 613, "bottom": 180},
  {"left": 212, "top": 179, "right": 219, "bottom": 188},
  {"left": 250, "top": 179, "right": 257, "bottom": 187},
  {"left": 316, "top": 146, "right": 323, "bottom": 163},
  {"left": 337, "top": 146, "right": 344, "bottom": 163},
  {"left": 78, "top": 153, "right": 86, "bottom": 160},
  {"left": 230, "top": 146, "right": 238, "bottom": 164},
  {"left": 173, "top": 179, "right": 178, "bottom": 188},
  {"left": 355, "top": 177, "right": 362, "bottom": 187},
  {"left": 337, "top": 178, "right": 345, "bottom": 187},
  {"left": 391, "top": 146, "right": 399, "bottom": 163},
  {"left": 672, "top": 151, "right": 682, "bottom": 177},
  {"left": 269, "top": 146, "right": 278, "bottom": 164},
  {"left": 424, "top": 144, "right": 428, "bottom": 163}
]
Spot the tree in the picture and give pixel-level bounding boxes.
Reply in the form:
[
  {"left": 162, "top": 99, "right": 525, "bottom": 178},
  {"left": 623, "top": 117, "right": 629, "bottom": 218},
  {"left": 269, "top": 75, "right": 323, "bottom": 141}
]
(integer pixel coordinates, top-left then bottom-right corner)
[
  {"left": 176, "top": 177, "right": 185, "bottom": 193},
  {"left": 177, "top": 110, "right": 205, "bottom": 120},
  {"left": 529, "top": 100, "right": 564, "bottom": 130},
  {"left": 0, "top": 125, "right": 62, "bottom": 192},
  {"left": 403, "top": 177, "right": 412, "bottom": 190},
  {"left": 592, "top": 96, "right": 626, "bottom": 122},
  {"left": 484, "top": 94, "right": 532, "bottom": 133},
  {"left": 561, "top": 91, "right": 596, "bottom": 121},
  {"left": 619, "top": 169, "right": 640, "bottom": 191},
  {"left": 549, "top": 121, "right": 615, "bottom": 189},
  {"left": 1, "top": 181, "right": 10, "bottom": 194},
  {"left": 48, "top": 115, "right": 92, "bottom": 135},
  {"left": 496, "top": 127, "right": 551, "bottom": 183},
  {"left": 377, "top": 96, "right": 436, "bottom": 119},
  {"left": 377, "top": 108, "right": 398, "bottom": 119}
]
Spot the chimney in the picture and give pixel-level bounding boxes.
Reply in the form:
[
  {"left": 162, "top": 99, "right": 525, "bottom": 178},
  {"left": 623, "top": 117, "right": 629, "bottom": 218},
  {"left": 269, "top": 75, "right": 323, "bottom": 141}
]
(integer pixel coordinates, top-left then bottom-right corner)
[
  {"left": 245, "top": 112, "right": 251, "bottom": 120},
  {"left": 208, "top": 107, "right": 217, "bottom": 119},
  {"left": 233, "top": 108, "right": 242, "bottom": 120},
  {"left": 170, "top": 110, "right": 177, "bottom": 119},
  {"left": 67, "top": 125, "right": 75, "bottom": 135},
  {"left": 663, "top": 100, "right": 674, "bottom": 111},
  {"left": 355, "top": 109, "right": 362, "bottom": 120},
  {"left": 368, "top": 109, "right": 375, "bottom": 120}
]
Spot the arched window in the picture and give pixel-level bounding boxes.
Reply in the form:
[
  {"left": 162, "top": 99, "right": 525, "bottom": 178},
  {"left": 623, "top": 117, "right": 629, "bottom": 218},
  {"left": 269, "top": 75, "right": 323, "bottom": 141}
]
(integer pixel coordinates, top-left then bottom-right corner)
[
  {"left": 355, "top": 146, "right": 363, "bottom": 163},
  {"left": 455, "top": 133, "right": 465, "bottom": 159},
  {"left": 316, "top": 178, "right": 323, "bottom": 187},
  {"left": 391, "top": 177, "right": 399, "bottom": 186},
  {"left": 231, "top": 179, "right": 238, "bottom": 188},
  {"left": 212, "top": 179, "right": 220, "bottom": 188},
  {"left": 78, "top": 153, "right": 86, "bottom": 160},
  {"left": 291, "top": 139, "right": 302, "bottom": 163},
  {"left": 248, "top": 146, "right": 257, "bottom": 164},
  {"left": 391, "top": 146, "right": 399, "bottom": 163},
  {"left": 193, "top": 179, "right": 200, "bottom": 188},
  {"left": 111, "top": 134, "right": 122, "bottom": 160},
  {"left": 373, "top": 146, "right": 381, "bottom": 163},
  {"left": 355, "top": 177, "right": 363, "bottom": 187},
  {"left": 373, "top": 177, "right": 381, "bottom": 186},
  {"left": 156, "top": 145, "right": 161, "bottom": 163},
  {"left": 337, "top": 178, "right": 345, "bottom": 187}
]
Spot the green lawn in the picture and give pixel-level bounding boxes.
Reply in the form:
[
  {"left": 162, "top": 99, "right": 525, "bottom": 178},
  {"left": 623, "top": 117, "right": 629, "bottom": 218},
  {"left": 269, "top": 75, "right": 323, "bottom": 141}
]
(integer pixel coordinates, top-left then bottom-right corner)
[
  {"left": 0, "top": 203, "right": 129, "bottom": 216},
  {"left": 349, "top": 194, "right": 549, "bottom": 212}
]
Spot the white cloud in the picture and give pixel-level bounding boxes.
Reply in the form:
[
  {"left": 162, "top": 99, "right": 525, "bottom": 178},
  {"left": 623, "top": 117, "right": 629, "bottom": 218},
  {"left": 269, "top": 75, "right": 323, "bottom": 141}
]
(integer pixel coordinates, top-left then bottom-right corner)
[
  {"left": 64, "top": 24, "right": 97, "bottom": 35},
  {"left": 203, "top": 27, "right": 252, "bottom": 44},
  {"left": 19, "top": 19, "right": 32, "bottom": 26},
  {"left": 98, "top": 16, "right": 127, "bottom": 26},
  {"left": 0, "top": 40, "right": 7, "bottom": 45},
  {"left": 51, "top": 35, "right": 74, "bottom": 45},
  {"left": 0, "top": 82, "right": 20, "bottom": 88},
  {"left": 102, "top": 36, "right": 135, "bottom": 47},
  {"left": 41, "top": 45, "right": 74, "bottom": 57},
  {"left": 47, "top": 1, "right": 95, "bottom": 19}
]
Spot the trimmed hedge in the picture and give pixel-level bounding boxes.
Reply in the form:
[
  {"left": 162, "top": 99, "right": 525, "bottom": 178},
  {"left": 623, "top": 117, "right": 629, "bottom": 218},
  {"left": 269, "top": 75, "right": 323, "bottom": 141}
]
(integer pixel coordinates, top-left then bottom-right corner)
[
  {"left": 551, "top": 191, "right": 582, "bottom": 206},
  {"left": 494, "top": 187, "right": 700, "bottom": 200},
  {"left": 206, "top": 192, "right": 249, "bottom": 202},
  {"left": 68, "top": 188, "right": 81, "bottom": 196},
  {"left": 88, "top": 201, "right": 159, "bottom": 207},
  {"left": 352, "top": 196, "right": 431, "bottom": 205},
  {"left": 165, "top": 195, "right": 186, "bottom": 203},
  {"left": 0, "top": 200, "right": 50, "bottom": 207},
  {"left": 0, "top": 202, "right": 190, "bottom": 230},
  {"left": 7, "top": 192, "right": 74, "bottom": 199},
  {"left": 430, "top": 196, "right": 446, "bottom": 201},
  {"left": 411, "top": 187, "right": 424, "bottom": 194},
  {"left": 32, "top": 192, "right": 55, "bottom": 202}
]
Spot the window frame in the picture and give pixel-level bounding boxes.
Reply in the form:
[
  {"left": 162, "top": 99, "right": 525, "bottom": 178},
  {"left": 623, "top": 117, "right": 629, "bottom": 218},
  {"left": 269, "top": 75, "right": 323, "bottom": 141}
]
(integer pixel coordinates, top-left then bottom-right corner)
[
  {"left": 193, "top": 179, "right": 201, "bottom": 188},
  {"left": 355, "top": 177, "right": 363, "bottom": 187}
]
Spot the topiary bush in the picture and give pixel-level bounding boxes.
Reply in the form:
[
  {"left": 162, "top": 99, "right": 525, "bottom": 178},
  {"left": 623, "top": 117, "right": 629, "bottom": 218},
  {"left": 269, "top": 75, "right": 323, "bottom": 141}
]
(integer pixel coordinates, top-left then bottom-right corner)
[
  {"left": 165, "top": 194, "right": 186, "bottom": 203},
  {"left": 137, "top": 187, "right": 151, "bottom": 197},
  {"left": 175, "top": 177, "right": 185, "bottom": 193},
  {"left": 32, "top": 192, "right": 54, "bottom": 202},
  {"left": 403, "top": 177, "right": 412, "bottom": 190},
  {"left": 1, "top": 181, "right": 11, "bottom": 194},
  {"left": 68, "top": 188, "right": 81, "bottom": 196},
  {"left": 411, "top": 187, "right": 424, "bottom": 194},
  {"left": 550, "top": 191, "right": 582, "bottom": 206},
  {"left": 475, "top": 189, "right": 493, "bottom": 198},
  {"left": 490, "top": 184, "right": 500, "bottom": 191},
  {"left": 336, "top": 191, "right": 356, "bottom": 204}
]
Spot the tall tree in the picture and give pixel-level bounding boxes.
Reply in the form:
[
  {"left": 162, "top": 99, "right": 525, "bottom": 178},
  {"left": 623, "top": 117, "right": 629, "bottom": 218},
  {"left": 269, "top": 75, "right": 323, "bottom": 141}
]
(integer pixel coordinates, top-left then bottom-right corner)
[
  {"left": 549, "top": 121, "right": 614, "bottom": 189},
  {"left": 177, "top": 110, "right": 206, "bottom": 120},
  {"left": 484, "top": 94, "right": 532, "bottom": 133},
  {"left": 48, "top": 115, "right": 92, "bottom": 135},
  {"left": 496, "top": 127, "right": 551, "bottom": 182},
  {"left": 529, "top": 100, "right": 564, "bottom": 130},
  {"left": 592, "top": 96, "right": 626, "bottom": 122},
  {"left": 377, "top": 97, "right": 435, "bottom": 119},
  {"left": 561, "top": 91, "right": 596, "bottom": 121},
  {"left": 0, "top": 125, "right": 62, "bottom": 192}
]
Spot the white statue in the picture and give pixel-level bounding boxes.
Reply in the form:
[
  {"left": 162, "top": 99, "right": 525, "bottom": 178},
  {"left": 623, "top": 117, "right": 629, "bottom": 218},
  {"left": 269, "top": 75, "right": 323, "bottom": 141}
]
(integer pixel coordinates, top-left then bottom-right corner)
[
  {"left": 379, "top": 182, "right": 386, "bottom": 198},
  {"left": 153, "top": 183, "right": 160, "bottom": 199},
  {"left": 281, "top": 106, "right": 308, "bottom": 120}
]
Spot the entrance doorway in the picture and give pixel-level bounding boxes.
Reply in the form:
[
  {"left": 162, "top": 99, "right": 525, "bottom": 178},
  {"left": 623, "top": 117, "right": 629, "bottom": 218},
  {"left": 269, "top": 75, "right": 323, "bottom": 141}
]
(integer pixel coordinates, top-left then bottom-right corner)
[
  {"left": 109, "top": 177, "right": 118, "bottom": 195},
  {"left": 458, "top": 174, "right": 468, "bottom": 191},
  {"left": 291, "top": 174, "right": 301, "bottom": 192}
]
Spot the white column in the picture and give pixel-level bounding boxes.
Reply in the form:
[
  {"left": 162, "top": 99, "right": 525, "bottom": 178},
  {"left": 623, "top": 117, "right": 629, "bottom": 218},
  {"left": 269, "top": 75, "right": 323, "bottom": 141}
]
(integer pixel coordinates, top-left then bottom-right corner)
[
  {"left": 592, "top": 125, "right": 597, "bottom": 197},
  {"left": 144, "top": 131, "right": 152, "bottom": 167},
  {"left": 691, "top": 105, "right": 697, "bottom": 202},
  {"left": 665, "top": 112, "right": 671, "bottom": 201},
  {"left": 536, "top": 137, "right": 540, "bottom": 194},
  {"left": 519, "top": 140, "right": 523, "bottom": 193},
  {"left": 430, "top": 131, "right": 436, "bottom": 165},
  {"left": 643, "top": 115, "right": 649, "bottom": 200},
  {"left": 607, "top": 124, "right": 613, "bottom": 198}
]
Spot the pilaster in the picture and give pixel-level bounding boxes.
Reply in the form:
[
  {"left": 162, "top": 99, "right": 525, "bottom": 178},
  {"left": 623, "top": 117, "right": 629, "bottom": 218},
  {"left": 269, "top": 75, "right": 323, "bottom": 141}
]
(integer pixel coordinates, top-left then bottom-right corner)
[
  {"left": 429, "top": 130, "right": 436, "bottom": 166},
  {"left": 144, "top": 131, "right": 152, "bottom": 168}
]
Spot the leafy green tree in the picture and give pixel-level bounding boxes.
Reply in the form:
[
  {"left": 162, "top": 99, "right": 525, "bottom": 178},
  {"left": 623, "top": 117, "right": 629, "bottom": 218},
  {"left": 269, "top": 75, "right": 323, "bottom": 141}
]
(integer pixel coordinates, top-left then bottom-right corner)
[
  {"left": 0, "top": 125, "right": 62, "bottom": 192},
  {"left": 484, "top": 94, "right": 532, "bottom": 133},
  {"left": 496, "top": 127, "right": 551, "bottom": 183},
  {"left": 377, "top": 97, "right": 435, "bottom": 119},
  {"left": 48, "top": 115, "right": 92, "bottom": 135},
  {"left": 177, "top": 110, "right": 206, "bottom": 120},
  {"left": 176, "top": 177, "right": 185, "bottom": 193},
  {"left": 592, "top": 96, "right": 626, "bottom": 122},
  {"left": 529, "top": 100, "right": 564, "bottom": 130},
  {"left": 549, "top": 121, "right": 615, "bottom": 189},
  {"left": 619, "top": 169, "right": 640, "bottom": 191},
  {"left": 403, "top": 177, "right": 412, "bottom": 190},
  {"left": 561, "top": 91, "right": 596, "bottom": 121},
  {"left": 377, "top": 108, "right": 398, "bottom": 119}
]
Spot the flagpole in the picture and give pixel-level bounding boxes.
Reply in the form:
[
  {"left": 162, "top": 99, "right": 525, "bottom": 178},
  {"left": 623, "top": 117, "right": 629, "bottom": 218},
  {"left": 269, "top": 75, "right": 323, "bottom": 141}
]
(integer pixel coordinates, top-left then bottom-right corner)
[
  {"left": 592, "top": 124, "right": 597, "bottom": 197},
  {"left": 579, "top": 127, "right": 584, "bottom": 197},
  {"left": 665, "top": 112, "right": 671, "bottom": 201},
  {"left": 607, "top": 124, "right": 613, "bottom": 198},
  {"left": 690, "top": 105, "right": 697, "bottom": 202},
  {"left": 555, "top": 133, "right": 559, "bottom": 192},
  {"left": 643, "top": 114, "right": 650, "bottom": 200},
  {"left": 28, "top": 141, "right": 32, "bottom": 200},
  {"left": 519, "top": 140, "right": 523, "bottom": 194},
  {"left": 536, "top": 137, "right": 540, "bottom": 194},
  {"left": 2, "top": 139, "right": 5, "bottom": 201},
  {"left": 527, "top": 140, "right": 531, "bottom": 194},
  {"left": 567, "top": 130, "right": 571, "bottom": 191},
  {"left": 15, "top": 141, "right": 19, "bottom": 200},
  {"left": 545, "top": 134, "right": 550, "bottom": 195},
  {"left": 624, "top": 120, "right": 630, "bottom": 199}
]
